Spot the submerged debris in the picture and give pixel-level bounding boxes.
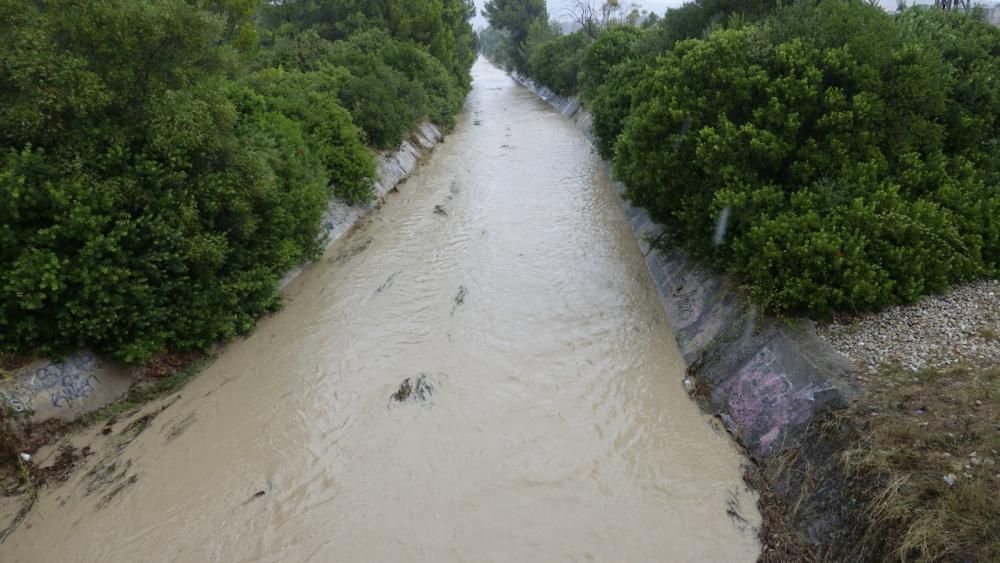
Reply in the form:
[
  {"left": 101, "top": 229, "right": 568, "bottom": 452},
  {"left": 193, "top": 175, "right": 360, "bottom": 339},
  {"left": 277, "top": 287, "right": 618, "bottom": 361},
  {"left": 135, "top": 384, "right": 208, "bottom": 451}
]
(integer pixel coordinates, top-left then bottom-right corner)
[
  {"left": 451, "top": 286, "right": 467, "bottom": 316},
  {"left": 36, "top": 445, "right": 92, "bottom": 486},
  {"left": 96, "top": 474, "right": 138, "bottom": 509},
  {"left": 390, "top": 375, "right": 434, "bottom": 404},
  {"left": 375, "top": 271, "right": 401, "bottom": 294},
  {"left": 163, "top": 412, "right": 197, "bottom": 444}
]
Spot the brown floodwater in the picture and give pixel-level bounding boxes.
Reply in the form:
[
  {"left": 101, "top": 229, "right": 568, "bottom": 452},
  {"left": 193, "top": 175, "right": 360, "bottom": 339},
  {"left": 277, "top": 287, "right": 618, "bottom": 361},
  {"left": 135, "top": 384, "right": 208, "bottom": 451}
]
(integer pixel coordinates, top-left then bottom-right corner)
[{"left": 1, "top": 59, "right": 760, "bottom": 562}]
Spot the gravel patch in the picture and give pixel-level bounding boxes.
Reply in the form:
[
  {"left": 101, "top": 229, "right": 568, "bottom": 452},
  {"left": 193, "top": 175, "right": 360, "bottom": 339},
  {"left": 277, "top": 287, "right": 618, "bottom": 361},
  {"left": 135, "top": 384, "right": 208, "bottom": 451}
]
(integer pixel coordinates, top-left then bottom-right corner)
[{"left": 818, "top": 279, "right": 1000, "bottom": 374}]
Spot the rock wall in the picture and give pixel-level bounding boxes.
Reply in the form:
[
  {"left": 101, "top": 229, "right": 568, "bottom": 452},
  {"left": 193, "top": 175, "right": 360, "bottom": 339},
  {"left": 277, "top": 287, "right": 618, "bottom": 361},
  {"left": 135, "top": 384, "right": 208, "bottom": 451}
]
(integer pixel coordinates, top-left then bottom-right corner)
[
  {"left": 2, "top": 122, "right": 445, "bottom": 424},
  {"left": 513, "top": 73, "right": 860, "bottom": 549}
]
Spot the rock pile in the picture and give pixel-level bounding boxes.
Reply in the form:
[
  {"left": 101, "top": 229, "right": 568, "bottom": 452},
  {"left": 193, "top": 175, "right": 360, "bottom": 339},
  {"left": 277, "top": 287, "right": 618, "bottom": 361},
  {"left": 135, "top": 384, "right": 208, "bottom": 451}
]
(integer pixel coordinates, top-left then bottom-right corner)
[{"left": 819, "top": 279, "right": 1000, "bottom": 373}]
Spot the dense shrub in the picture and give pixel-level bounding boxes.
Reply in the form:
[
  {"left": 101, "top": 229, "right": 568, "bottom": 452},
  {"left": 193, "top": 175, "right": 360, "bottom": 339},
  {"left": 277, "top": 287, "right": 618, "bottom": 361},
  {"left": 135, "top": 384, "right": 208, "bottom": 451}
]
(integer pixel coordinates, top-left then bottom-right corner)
[
  {"left": 577, "top": 27, "right": 641, "bottom": 101},
  {"left": 614, "top": 1, "right": 1000, "bottom": 316},
  {"left": 481, "top": 0, "right": 549, "bottom": 71},
  {"left": 238, "top": 68, "right": 376, "bottom": 203},
  {"left": 0, "top": 0, "right": 344, "bottom": 362},
  {"left": 589, "top": 59, "right": 645, "bottom": 158},
  {"left": 266, "top": 29, "right": 465, "bottom": 149},
  {"left": 259, "top": 0, "right": 478, "bottom": 88},
  {"left": 638, "top": 0, "right": 777, "bottom": 55},
  {"left": 525, "top": 32, "right": 591, "bottom": 96},
  {"left": 478, "top": 26, "right": 516, "bottom": 69},
  {"left": 0, "top": 0, "right": 472, "bottom": 363}
]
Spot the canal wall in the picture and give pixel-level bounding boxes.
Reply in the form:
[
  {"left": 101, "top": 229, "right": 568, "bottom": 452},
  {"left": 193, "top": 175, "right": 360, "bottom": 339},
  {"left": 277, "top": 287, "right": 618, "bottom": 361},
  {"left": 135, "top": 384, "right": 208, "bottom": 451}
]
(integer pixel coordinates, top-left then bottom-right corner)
[
  {"left": 1, "top": 123, "right": 445, "bottom": 424},
  {"left": 512, "top": 72, "right": 861, "bottom": 550}
]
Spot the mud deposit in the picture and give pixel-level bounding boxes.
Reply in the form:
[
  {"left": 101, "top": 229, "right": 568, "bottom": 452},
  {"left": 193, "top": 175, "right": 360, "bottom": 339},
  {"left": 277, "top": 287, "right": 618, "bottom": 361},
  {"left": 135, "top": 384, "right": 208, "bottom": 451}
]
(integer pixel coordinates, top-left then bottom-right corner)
[{"left": 0, "top": 60, "right": 760, "bottom": 562}]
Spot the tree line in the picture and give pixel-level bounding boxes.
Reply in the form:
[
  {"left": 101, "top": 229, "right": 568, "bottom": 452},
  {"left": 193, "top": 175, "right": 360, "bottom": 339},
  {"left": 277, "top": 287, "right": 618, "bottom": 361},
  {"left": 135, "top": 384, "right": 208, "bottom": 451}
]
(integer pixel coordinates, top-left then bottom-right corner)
[
  {"left": 0, "top": 0, "right": 476, "bottom": 364},
  {"left": 481, "top": 0, "right": 1000, "bottom": 317}
]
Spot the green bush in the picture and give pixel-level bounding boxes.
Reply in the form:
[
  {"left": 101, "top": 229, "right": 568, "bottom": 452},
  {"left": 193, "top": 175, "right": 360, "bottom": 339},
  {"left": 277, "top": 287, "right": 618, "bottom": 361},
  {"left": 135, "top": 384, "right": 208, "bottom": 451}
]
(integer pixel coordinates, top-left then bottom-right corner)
[
  {"left": 0, "top": 0, "right": 362, "bottom": 362},
  {"left": 577, "top": 27, "right": 641, "bottom": 102},
  {"left": 259, "top": 0, "right": 477, "bottom": 90},
  {"left": 589, "top": 58, "right": 645, "bottom": 159},
  {"left": 0, "top": 0, "right": 474, "bottom": 364},
  {"left": 638, "top": 0, "right": 778, "bottom": 55},
  {"left": 240, "top": 67, "right": 376, "bottom": 203},
  {"left": 525, "top": 32, "right": 591, "bottom": 96},
  {"left": 478, "top": 26, "right": 516, "bottom": 69},
  {"left": 328, "top": 30, "right": 464, "bottom": 147},
  {"left": 267, "top": 29, "right": 464, "bottom": 149},
  {"left": 614, "top": 1, "right": 1000, "bottom": 316}
]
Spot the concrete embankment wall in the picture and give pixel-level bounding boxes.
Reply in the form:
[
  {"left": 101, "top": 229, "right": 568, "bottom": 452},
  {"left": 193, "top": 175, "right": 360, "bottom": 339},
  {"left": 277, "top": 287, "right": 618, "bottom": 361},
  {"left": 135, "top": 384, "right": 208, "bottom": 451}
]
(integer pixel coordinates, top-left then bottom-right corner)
[
  {"left": 1, "top": 123, "right": 445, "bottom": 424},
  {"left": 512, "top": 73, "right": 861, "bottom": 548}
]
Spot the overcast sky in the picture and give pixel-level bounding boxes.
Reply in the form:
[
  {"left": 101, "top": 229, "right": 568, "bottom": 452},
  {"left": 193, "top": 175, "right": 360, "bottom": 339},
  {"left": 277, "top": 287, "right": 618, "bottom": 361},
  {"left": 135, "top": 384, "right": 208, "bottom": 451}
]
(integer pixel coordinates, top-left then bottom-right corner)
[
  {"left": 472, "top": 1, "right": 680, "bottom": 29},
  {"left": 471, "top": 0, "right": 916, "bottom": 29}
]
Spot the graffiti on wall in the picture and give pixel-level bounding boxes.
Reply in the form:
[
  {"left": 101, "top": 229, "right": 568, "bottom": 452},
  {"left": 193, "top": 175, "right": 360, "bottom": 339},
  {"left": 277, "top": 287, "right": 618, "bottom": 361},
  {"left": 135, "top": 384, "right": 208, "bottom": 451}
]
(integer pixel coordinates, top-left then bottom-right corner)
[
  {"left": 0, "top": 354, "right": 101, "bottom": 413},
  {"left": 668, "top": 274, "right": 704, "bottom": 330},
  {"left": 716, "top": 347, "right": 832, "bottom": 455}
]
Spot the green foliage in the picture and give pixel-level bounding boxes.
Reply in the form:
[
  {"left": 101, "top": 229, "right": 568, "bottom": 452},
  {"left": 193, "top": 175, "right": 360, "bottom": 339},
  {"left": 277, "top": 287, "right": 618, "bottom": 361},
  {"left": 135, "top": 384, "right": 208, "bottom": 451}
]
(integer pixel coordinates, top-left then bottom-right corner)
[
  {"left": 525, "top": 32, "right": 591, "bottom": 96},
  {"left": 191, "top": 0, "right": 261, "bottom": 50},
  {"left": 578, "top": 26, "right": 641, "bottom": 101},
  {"left": 478, "top": 26, "right": 516, "bottom": 69},
  {"left": 482, "top": 0, "right": 548, "bottom": 70},
  {"left": 238, "top": 68, "right": 376, "bottom": 203},
  {"left": 260, "top": 0, "right": 477, "bottom": 89},
  {"left": 614, "top": 1, "right": 1000, "bottom": 316},
  {"left": 0, "top": 0, "right": 471, "bottom": 363},
  {"left": 590, "top": 59, "right": 645, "bottom": 158},
  {"left": 265, "top": 28, "right": 465, "bottom": 149},
  {"left": 639, "top": 0, "right": 777, "bottom": 55}
]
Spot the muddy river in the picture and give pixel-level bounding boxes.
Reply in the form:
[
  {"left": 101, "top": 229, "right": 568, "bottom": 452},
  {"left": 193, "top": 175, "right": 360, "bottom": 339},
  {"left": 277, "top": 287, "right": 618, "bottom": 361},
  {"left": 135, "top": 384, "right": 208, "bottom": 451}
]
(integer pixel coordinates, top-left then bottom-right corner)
[{"left": 2, "top": 60, "right": 760, "bottom": 562}]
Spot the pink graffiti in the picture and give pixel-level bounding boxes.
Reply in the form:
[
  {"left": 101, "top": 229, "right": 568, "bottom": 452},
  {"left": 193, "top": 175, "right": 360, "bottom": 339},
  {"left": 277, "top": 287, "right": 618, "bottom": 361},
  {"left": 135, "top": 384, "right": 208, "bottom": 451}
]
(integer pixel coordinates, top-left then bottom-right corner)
[{"left": 717, "top": 348, "right": 822, "bottom": 455}]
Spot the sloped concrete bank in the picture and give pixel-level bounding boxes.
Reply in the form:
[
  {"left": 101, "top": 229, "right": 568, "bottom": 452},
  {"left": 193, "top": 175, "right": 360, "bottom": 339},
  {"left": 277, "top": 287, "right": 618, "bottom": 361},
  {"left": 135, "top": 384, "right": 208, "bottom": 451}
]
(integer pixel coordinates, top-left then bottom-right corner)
[
  {"left": 512, "top": 73, "right": 865, "bottom": 557},
  {"left": 1, "top": 122, "right": 445, "bottom": 425}
]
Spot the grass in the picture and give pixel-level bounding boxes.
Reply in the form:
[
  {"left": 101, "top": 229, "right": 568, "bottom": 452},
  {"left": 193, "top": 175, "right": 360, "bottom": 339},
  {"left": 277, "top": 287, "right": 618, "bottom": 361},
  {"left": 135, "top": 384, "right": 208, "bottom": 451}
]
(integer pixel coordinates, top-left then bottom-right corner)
[{"left": 841, "top": 363, "right": 1000, "bottom": 562}]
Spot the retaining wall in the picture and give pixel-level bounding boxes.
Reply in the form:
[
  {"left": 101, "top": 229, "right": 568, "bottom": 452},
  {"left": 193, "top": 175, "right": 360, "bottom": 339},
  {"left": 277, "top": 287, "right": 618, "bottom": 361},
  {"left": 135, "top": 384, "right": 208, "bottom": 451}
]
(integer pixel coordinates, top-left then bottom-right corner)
[{"left": 513, "top": 72, "right": 861, "bottom": 548}]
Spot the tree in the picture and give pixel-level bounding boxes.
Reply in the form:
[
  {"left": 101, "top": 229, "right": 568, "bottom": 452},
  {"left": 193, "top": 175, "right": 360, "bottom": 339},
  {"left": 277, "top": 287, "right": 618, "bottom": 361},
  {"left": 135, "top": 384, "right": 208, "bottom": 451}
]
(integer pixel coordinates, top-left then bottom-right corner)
[
  {"left": 613, "top": 1, "right": 1000, "bottom": 316},
  {"left": 482, "top": 0, "right": 548, "bottom": 70},
  {"left": 190, "top": 0, "right": 261, "bottom": 49},
  {"left": 577, "top": 25, "right": 640, "bottom": 100},
  {"left": 259, "top": 0, "right": 477, "bottom": 87},
  {"left": 935, "top": 0, "right": 971, "bottom": 12},
  {"left": 565, "top": 1, "right": 627, "bottom": 38}
]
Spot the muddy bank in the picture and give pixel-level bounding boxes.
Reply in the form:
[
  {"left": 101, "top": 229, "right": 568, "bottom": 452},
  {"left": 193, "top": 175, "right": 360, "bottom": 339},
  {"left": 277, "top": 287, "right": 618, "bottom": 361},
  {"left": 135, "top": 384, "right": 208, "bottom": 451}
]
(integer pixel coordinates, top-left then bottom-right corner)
[
  {"left": 0, "top": 123, "right": 444, "bottom": 427},
  {"left": 510, "top": 71, "right": 864, "bottom": 558}
]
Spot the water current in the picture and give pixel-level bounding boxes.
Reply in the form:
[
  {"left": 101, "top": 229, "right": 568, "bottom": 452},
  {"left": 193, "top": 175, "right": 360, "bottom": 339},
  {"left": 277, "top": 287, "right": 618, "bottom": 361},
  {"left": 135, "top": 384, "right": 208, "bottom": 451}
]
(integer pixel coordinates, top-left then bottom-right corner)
[{"left": 1, "top": 59, "right": 760, "bottom": 562}]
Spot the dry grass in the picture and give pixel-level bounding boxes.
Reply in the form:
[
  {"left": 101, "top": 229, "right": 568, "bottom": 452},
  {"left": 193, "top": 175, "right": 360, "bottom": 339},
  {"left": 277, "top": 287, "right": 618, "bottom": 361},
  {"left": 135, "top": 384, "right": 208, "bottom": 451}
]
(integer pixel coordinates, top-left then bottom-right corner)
[
  {"left": 976, "top": 324, "right": 998, "bottom": 342},
  {"left": 0, "top": 353, "right": 31, "bottom": 382},
  {"left": 743, "top": 459, "right": 820, "bottom": 563},
  {"left": 841, "top": 363, "right": 1000, "bottom": 562}
]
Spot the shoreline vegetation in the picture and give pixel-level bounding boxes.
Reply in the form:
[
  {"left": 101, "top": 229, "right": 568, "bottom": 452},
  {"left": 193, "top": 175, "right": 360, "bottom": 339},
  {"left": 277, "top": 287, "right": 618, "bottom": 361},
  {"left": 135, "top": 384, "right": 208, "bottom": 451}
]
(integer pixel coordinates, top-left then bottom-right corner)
[
  {"left": 485, "top": 0, "right": 999, "bottom": 559},
  {"left": 1, "top": 0, "right": 476, "bottom": 533},
  {"left": 2, "top": 0, "right": 998, "bottom": 559},
  {"left": 0, "top": 0, "right": 476, "bottom": 365}
]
